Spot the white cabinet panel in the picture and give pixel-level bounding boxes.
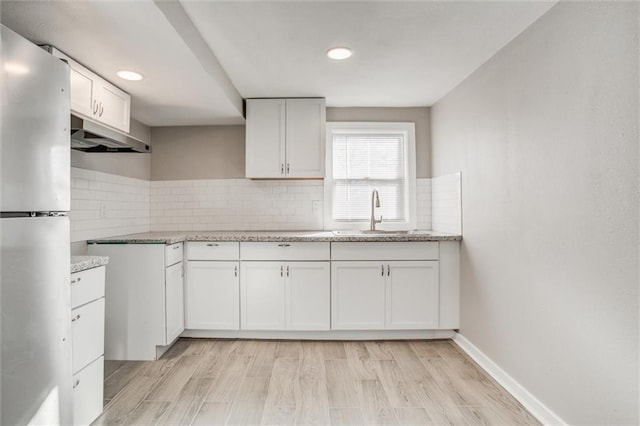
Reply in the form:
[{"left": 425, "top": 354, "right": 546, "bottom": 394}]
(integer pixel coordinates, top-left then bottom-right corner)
[
  {"left": 71, "top": 266, "right": 105, "bottom": 309},
  {"left": 96, "top": 81, "right": 130, "bottom": 132},
  {"left": 187, "top": 242, "right": 239, "bottom": 261},
  {"left": 165, "top": 262, "right": 185, "bottom": 344},
  {"left": 286, "top": 262, "right": 330, "bottom": 330},
  {"left": 69, "top": 66, "right": 96, "bottom": 118},
  {"left": 165, "top": 242, "right": 184, "bottom": 266},
  {"left": 331, "top": 262, "right": 386, "bottom": 330},
  {"left": 331, "top": 242, "right": 439, "bottom": 261},
  {"left": 241, "top": 241, "right": 330, "bottom": 261},
  {"left": 71, "top": 297, "right": 105, "bottom": 373},
  {"left": 386, "top": 261, "right": 439, "bottom": 329},
  {"left": 285, "top": 99, "right": 325, "bottom": 178},
  {"left": 73, "top": 356, "right": 104, "bottom": 426},
  {"left": 186, "top": 261, "right": 239, "bottom": 330},
  {"left": 241, "top": 262, "right": 285, "bottom": 330},
  {"left": 246, "top": 99, "right": 286, "bottom": 178},
  {"left": 245, "top": 98, "right": 325, "bottom": 178}
]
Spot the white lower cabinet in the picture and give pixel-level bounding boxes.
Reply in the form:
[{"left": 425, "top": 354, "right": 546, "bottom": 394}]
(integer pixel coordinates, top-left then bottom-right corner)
[
  {"left": 241, "top": 261, "right": 330, "bottom": 331},
  {"left": 186, "top": 261, "right": 239, "bottom": 330},
  {"left": 165, "top": 262, "right": 185, "bottom": 343},
  {"left": 70, "top": 265, "right": 106, "bottom": 426},
  {"left": 331, "top": 261, "right": 439, "bottom": 330},
  {"left": 73, "top": 356, "right": 104, "bottom": 426},
  {"left": 87, "top": 243, "right": 184, "bottom": 360},
  {"left": 331, "top": 262, "right": 386, "bottom": 330}
]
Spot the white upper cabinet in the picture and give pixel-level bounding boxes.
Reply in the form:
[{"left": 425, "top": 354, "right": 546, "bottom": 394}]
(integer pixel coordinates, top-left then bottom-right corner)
[
  {"left": 245, "top": 98, "right": 325, "bottom": 178},
  {"left": 50, "top": 48, "right": 131, "bottom": 133}
]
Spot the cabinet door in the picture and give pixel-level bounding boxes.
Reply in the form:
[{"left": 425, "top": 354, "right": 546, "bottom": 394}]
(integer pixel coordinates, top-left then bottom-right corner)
[
  {"left": 95, "top": 81, "right": 131, "bottom": 132},
  {"left": 241, "top": 262, "right": 285, "bottom": 330},
  {"left": 69, "top": 65, "right": 97, "bottom": 118},
  {"left": 331, "top": 261, "right": 385, "bottom": 330},
  {"left": 165, "top": 262, "right": 185, "bottom": 344},
  {"left": 285, "top": 99, "right": 325, "bottom": 178},
  {"left": 286, "top": 262, "right": 330, "bottom": 330},
  {"left": 386, "top": 261, "right": 439, "bottom": 329},
  {"left": 186, "top": 261, "right": 239, "bottom": 330},
  {"left": 71, "top": 298, "right": 105, "bottom": 374},
  {"left": 73, "top": 356, "right": 104, "bottom": 426},
  {"left": 246, "top": 99, "right": 286, "bottom": 178}
]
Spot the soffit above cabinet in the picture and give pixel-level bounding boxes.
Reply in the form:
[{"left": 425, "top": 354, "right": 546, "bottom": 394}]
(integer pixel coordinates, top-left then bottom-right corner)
[{"left": 1, "top": 1, "right": 556, "bottom": 126}]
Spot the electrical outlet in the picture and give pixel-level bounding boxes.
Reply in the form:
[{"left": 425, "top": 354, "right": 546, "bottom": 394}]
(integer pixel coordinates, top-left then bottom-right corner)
[{"left": 312, "top": 200, "right": 320, "bottom": 214}]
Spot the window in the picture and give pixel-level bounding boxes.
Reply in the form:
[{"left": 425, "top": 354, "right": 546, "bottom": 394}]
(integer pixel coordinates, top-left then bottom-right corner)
[{"left": 325, "top": 122, "right": 416, "bottom": 230}]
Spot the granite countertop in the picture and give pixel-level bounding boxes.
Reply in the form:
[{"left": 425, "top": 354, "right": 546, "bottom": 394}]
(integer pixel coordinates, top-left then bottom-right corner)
[
  {"left": 87, "top": 230, "right": 462, "bottom": 245},
  {"left": 71, "top": 255, "right": 110, "bottom": 273}
]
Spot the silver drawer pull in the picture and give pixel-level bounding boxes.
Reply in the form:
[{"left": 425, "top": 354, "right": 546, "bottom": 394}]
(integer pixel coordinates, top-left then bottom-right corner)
[
  {"left": 72, "top": 314, "right": 81, "bottom": 322},
  {"left": 73, "top": 379, "right": 80, "bottom": 389},
  {"left": 206, "top": 243, "right": 219, "bottom": 247},
  {"left": 278, "top": 243, "right": 291, "bottom": 247},
  {"left": 280, "top": 265, "right": 283, "bottom": 277},
  {"left": 234, "top": 265, "right": 238, "bottom": 277},
  {"left": 381, "top": 265, "right": 384, "bottom": 276},
  {"left": 71, "top": 277, "right": 81, "bottom": 284},
  {"left": 387, "top": 265, "right": 391, "bottom": 276},
  {"left": 173, "top": 245, "right": 180, "bottom": 250},
  {"left": 286, "top": 265, "right": 289, "bottom": 277}
]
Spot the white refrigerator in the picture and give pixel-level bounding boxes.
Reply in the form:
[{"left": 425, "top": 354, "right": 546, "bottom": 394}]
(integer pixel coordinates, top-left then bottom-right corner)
[{"left": 1, "top": 24, "right": 73, "bottom": 425}]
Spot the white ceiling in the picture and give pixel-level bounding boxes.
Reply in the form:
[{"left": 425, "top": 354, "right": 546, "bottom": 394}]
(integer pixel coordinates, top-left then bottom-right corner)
[{"left": 1, "top": 1, "right": 556, "bottom": 127}]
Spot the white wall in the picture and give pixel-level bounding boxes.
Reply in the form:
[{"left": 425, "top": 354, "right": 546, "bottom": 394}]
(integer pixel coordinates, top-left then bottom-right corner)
[{"left": 431, "top": 2, "right": 638, "bottom": 424}]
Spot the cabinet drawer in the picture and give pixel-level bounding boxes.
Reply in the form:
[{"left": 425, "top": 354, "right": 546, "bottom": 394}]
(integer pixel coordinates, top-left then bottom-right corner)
[
  {"left": 241, "top": 242, "right": 330, "bottom": 261},
  {"left": 165, "top": 242, "right": 183, "bottom": 266},
  {"left": 71, "top": 266, "right": 105, "bottom": 309},
  {"left": 187, "top": 242, "right": 239, "bottom": 261},
  {"left": 72, "top": 298, "right": 105, "bottom": 373},
  {"left": 331, "top": 242, "right": 439, "bottom": 261},
  {"left": 73, "top": 356, "right": 104, "bottom": 426}
]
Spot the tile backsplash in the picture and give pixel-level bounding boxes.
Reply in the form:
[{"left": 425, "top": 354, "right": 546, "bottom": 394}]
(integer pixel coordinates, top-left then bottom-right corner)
[
  {"left": 71, "top": 169, "right": 460, "bottom": 240},
  {"left": 71, "top": 167, "right": 150, "bottom": 242}
]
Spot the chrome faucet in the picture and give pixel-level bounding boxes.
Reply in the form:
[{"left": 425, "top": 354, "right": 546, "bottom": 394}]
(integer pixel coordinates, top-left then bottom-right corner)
[{"left": 370, "top": 189, "right": 382, "bottom": 231}]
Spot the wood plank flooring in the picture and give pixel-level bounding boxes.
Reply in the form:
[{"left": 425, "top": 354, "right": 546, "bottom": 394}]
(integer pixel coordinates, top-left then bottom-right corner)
[{"left": 95, "top": 339, "right": 539, "bottom": 425}]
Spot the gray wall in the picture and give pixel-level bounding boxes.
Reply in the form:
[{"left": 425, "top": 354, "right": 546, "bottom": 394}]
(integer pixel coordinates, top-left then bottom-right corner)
[
  {"left": 150, "top": 125, "right": 245, "bottom": 180},
  {"left": 430, "top": 2, "right": 638, "bottom": 424},
  {"left": 149, "top": 107, "right": 430, "bottom": 180}
]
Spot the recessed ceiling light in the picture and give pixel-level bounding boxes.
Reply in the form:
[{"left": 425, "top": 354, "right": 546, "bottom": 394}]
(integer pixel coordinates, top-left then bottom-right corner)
[
  {"left": 116, "top": 70, "right": 143, "bottom": 81},
  {"left": 327, "top": 47, "right": 353, "bottom": 60}
]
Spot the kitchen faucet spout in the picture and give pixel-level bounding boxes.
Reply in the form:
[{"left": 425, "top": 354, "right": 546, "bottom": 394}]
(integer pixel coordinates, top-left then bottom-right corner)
[{"left": 370, "top": 189, "right": 382, "bottom": 231}]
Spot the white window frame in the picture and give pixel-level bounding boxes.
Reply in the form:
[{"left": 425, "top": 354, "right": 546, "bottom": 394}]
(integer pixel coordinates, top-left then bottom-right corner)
[{"left": 324, "top": 122, "right": 417, "bottom": 231}]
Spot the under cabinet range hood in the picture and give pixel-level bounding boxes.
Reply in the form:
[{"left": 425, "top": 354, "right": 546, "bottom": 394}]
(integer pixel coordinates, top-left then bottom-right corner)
[{"left": 70, "top": 115, "right": 150, "bottom": 153}]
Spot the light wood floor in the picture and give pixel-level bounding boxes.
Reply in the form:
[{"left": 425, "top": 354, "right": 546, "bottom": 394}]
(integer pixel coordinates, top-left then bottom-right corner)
[{"left": 95, "top": 338, "right": 539, "bottom": 426}]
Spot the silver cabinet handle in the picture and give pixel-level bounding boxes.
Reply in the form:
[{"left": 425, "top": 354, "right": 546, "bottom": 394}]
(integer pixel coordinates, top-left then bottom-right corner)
[
  {"left": 387, "top": 265, "right": 390, "bottom": 276},
  {"left": 280, "top": 265, "right": 283, "bottom": 277},
  {"left": 381, "top": 265, "right": 384, "bottom": 276},
  {"left": 93, "top": 100, "right": 99, "bottom": 115},
  {"left": 181, "top": 264, "right": 184, "bottom": 278},
  {"left": 234, "top": 265, "right": 238, "bottom": 277},
  {"left": 71, "top": 277, "right": 81, "bottom": 284},
  {"left": 73, "top": 379, "right": 80, "bottom": 389},
  {"left": 286, "top": 163, "right": 290, "bottom": 174},
  {"left": 99, "top": 102, "right": 104, "bottom": 117},
  {"left": 173, "top": 245, "right": 180, "bottom": 250},
  {"left": 72, "top": 314, "right": 81, "bottom": 322},
  {"left": 278, "top": 243, "right": 290, "bottom": 247},
  {"left": 206, "top": 243, "right": 219, "bottom": 247},
  {"left": 281, "top": 164, "right": 284, "bottom": 175},
  {"left": 286, "top": 265, "right": 289, "bottom": 277}
]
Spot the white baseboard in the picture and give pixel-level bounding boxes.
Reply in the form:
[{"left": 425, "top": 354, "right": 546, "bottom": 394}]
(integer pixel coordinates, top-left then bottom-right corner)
[
  {"left": 453, "top": 333, "right": 566, "bottom": 426},
  {"left": 182, "top": 329, "right": 455, "bottom": 340}
]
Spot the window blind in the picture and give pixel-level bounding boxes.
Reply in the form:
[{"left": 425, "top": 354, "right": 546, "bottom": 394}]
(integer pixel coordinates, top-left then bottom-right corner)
[{"left": 332, "top": 133, "right": 406, "bottom": 221}]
